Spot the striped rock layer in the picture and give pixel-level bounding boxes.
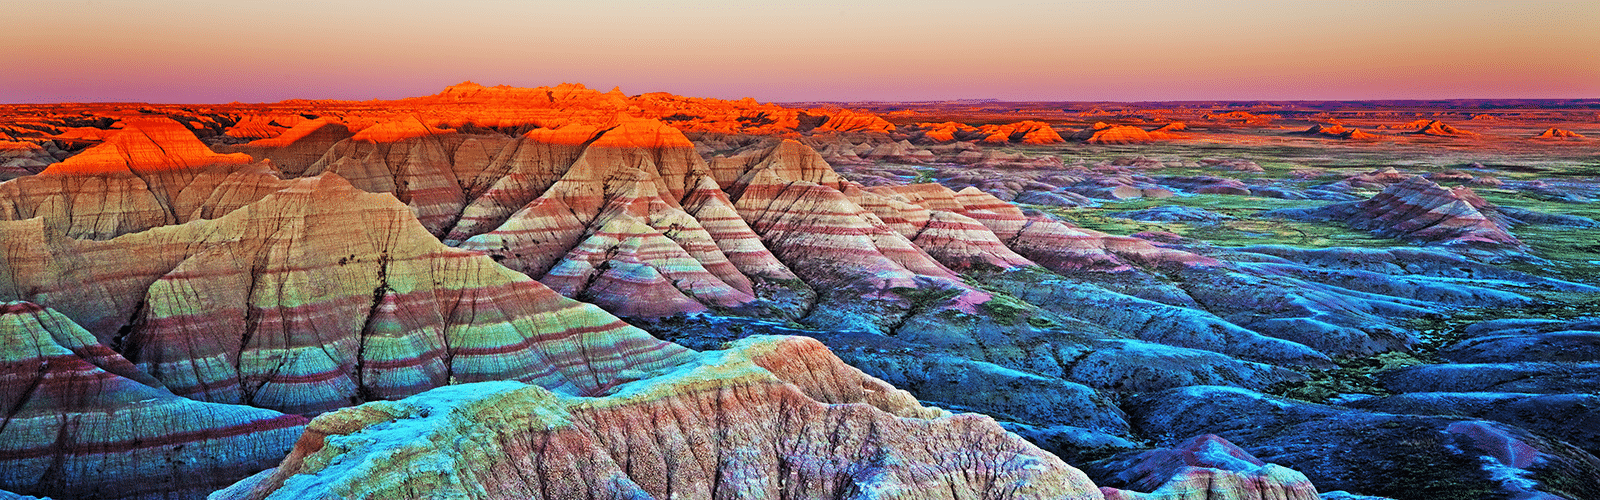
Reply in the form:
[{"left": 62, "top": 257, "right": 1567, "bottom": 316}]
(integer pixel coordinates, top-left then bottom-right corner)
[
  {"left": 0, "top": 173, "right": 694, "bottom": 417},
  {"left": 0, "top": 117, "right": 255, "bottom": 240},
  {"left": 452, "top": 116, "right": 795, "bottom": 319},
  {"left": 1, "top": 302, "right": 306, "bottom": 500},
  {"left": 1301, "top": 175, "right": 1524, "bottom": 254},
  {"left": 218, "top": 336, "right": 1103, "bottom": 500}
]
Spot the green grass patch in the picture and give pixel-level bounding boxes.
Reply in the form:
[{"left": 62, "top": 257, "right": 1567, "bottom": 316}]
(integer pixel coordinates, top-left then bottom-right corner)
[
  {"left": 977, "top": 291, "right": 1033, "bottom": 326},
  {"left": 889, "top": 285, "right": 963, "bottom": 311},
  {"left": 1266, "top": 351, "right": 1428, "bottom": 403},
  {"left": 1475, "top": 189, "right": 1600, "bottom": 284},
  {"left": 1028, "top": 195, "right": 1396, "bottom": 250}
]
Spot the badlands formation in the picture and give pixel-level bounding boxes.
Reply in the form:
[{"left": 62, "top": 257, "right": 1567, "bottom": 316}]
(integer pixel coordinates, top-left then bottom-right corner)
[{"left": 2, "top": 84, "right": 1599, "bottom": 500}]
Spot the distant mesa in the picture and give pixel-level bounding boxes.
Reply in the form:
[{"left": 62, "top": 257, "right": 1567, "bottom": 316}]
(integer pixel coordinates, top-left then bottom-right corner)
[
  {"left": 1413, "top": 120, "right": 1476, "bottom": 137},
  {"left": 1146, "top": 122, "right": 1189, "bottom": 140},
  {"left": 1297, "top": 124, "right": 1381, "bottom": 140},
  {"left": 987, "top": 120, "right": 1065, "bottom": 144},
  {"left": 909, "top": 120, "right": 1063, "bottom": 144},
  {"left": 805, "top": 109, "right": 897, "bottom": 134},
  {"left": 1391, "top": 119, "right": 1476, "bottom": 137},
  {"left": 1200, "top": 110, "right": 1274, "bottom": 125},
  {"left": 223, "top": 115, "right": 294, "bottom": 140},
  {"left": 1153, "top": 122, "right": 1188, "bottom": 131},
  {"left": 50, "top": 126, "right": 118, "bottom": 143},
  {"left": 1391, "top": 119, "right": 1438, "bottom": 130},
  {"left": 1533, "top": 127, "right": 1585, "bottom": 140},
  {"left": 1072, "top": 122, "right": 1154, "bottom": 144}
]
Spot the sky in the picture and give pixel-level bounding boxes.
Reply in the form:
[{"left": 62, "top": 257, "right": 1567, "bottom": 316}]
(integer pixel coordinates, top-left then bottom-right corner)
[{"left": 3, "top": 0, "right": 1597, "bottom": 103}]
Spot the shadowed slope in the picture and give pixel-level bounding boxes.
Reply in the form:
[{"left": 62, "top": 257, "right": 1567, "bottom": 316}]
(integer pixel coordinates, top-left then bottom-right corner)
[{"left": 0, "top": 302, "right": 306, "bottom": 500}]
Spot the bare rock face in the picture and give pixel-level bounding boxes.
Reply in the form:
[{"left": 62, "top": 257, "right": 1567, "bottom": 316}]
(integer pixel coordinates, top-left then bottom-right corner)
[
  {"left": 443, "top": 123, "right": 605, "bottom": 244},
  {"left": 458, "top": 117, "right": 775, "bottom": 319},
  {"left": 0, "top": 117, "right": 255, "bottom": 239},
  {"left": 726, "top": 141, "right": 977, "bottom": 333},
  {"left": 1271, "top": 176, "right": 1524, "bottom": 255},
  {"left": 1087, "top": 434, "right": 1319, "bottom": 500},
  {"left": 222, "top": 118, "right": 354, "bottom": 175},
  {"left": 808, "top": 108, "right": 896, "bottom": 133},
  {"left": 0, "top": 173, "right": 695, "bottom": 416},
  {"left": 0, "top": 140, "right": 56, "bottom": 179},
  {"left": 907, "top": 121, "right": 1064, "bottom": 145},
  {"left": 218, "top": 336, "right": 1103, "bottom": 500},
  {"left": 1405, "top": 120, "right": 1476, "bottom": 137},
  {"left": 223, "top": 115, "right": 290, "bottom": 140},
  {"left": 983, "top": 120, "right": 1066, "bottom": 144},
  {"left": 1533, "top": 127, "right": 1586, "bottom": 140},
  {"left": 1146, "top": 122, "right": 1188, "bottom": 140},
  {"left": 1, "top": 302, "right": 306, "bottom": 500},
  {"left": 1298, "top": 124, "right": 1380, "bottom": 140},
  {"left": 302, "top": 116, "right": 476, "bottom": 236},
  {"left": 1073, "top": 123, "right": 1156, "bottom": 144},
  {"left": 1124, "top": 386, "right": 1600, "bottom": 500},
  {"left": 912, "top": 121, "right": 981, "bottom": 142}
]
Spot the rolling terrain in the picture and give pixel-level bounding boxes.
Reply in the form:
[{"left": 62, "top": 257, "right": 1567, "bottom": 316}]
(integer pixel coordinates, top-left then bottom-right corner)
[{"left": 2, "top": 84, "right": 1598, "bottom": 500}]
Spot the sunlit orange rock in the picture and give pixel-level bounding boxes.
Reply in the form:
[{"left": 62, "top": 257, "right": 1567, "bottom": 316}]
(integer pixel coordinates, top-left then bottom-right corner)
[
  {"left": 1410, "top": 120, "right": 1477, "bottom": 137},
  {"left": 1533, "top": 127, "right": 1586, "bottom": 140},
  {"left": 1201, "top": 111, "right": 1274, "bottom": 125},
  {"left": 976, "top": 121, "right": 1060, "bottom": 144},
  {"left": 0, "top": 117, "right": 256, "bottom": 239},
  {"left": 1299, "top": 124, "right": 1380, "bottom": 140},
  {"left": 1147, "top": 122, "right": 1188, "bottom": 139},
  {"left": 1074, "top": 122, "right": 1156, "bottom": 144},
  {"left": 40, "top": 117, "right": 250, "bottom": 176},
  {"left": 223, "top": 115, "right": 290, "bottom": 140},
  {"left": 809, "top": 109, "right": 896, "bottom": 133},
  {"left": 223, "top": 118, "right": 355, "bottom": 175},
  {"left": 917, "top": 121, "right": 976, "bottom": 142}
]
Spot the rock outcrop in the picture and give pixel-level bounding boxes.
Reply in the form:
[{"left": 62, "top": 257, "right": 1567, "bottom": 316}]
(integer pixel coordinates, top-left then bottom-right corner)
[
  {"left": 1404, "top": 120, "right": 1476, "bottom": 137},
  {"left": 1, "top": 302, "right": 306, "bottom": 500},
  {"left": 1125, "top": 386, "right": 1600, "bottom": 500},
  {"left": 1073, "top": 123, "right": 1156, "bottom": 144},
  {"left": 0, "top": 117, "right": 254, "bottom": 239},
  {"left": 1298, "top": 124, "right": 1380, "bottom": 140},
  {"left": 1533, "top": 127, "right": 1586, "bottom": 140},
  {"left": 0, "top": 173, "right": 695, "bottom": 416},
  {"left": 8, "top": 85, "right": 1600, "bottom": 500},
  {"left": 1268, "top": 176, "right": 1524, "bottom": 255},
  {"left": 218, "top": 336, "right": 1104, "bottom": 500},
  {"left": 1086, "top": 434, "right": 1319, "bottom": 500}
]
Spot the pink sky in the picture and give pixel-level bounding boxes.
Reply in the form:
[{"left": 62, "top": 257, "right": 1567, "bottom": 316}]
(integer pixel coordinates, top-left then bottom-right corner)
[{"left": 4, "top": 0, "right": 1597, "bottom": 103}]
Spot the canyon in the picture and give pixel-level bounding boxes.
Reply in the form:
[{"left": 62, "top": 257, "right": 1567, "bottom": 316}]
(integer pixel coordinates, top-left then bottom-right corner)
[{"left": 2, "top": 83, "right": 1598, "bottom": 499}]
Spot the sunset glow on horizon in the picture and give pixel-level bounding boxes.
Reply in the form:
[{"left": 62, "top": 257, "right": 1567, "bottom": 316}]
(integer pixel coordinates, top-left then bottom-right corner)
[{"left": 4, "top": 0, "right": 1597, "bottom": 104}]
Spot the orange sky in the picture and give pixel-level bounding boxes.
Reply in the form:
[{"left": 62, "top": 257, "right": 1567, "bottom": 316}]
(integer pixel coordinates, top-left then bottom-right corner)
[{"left": 3, "top": 0, "right": 1597, "bottom": 103}]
